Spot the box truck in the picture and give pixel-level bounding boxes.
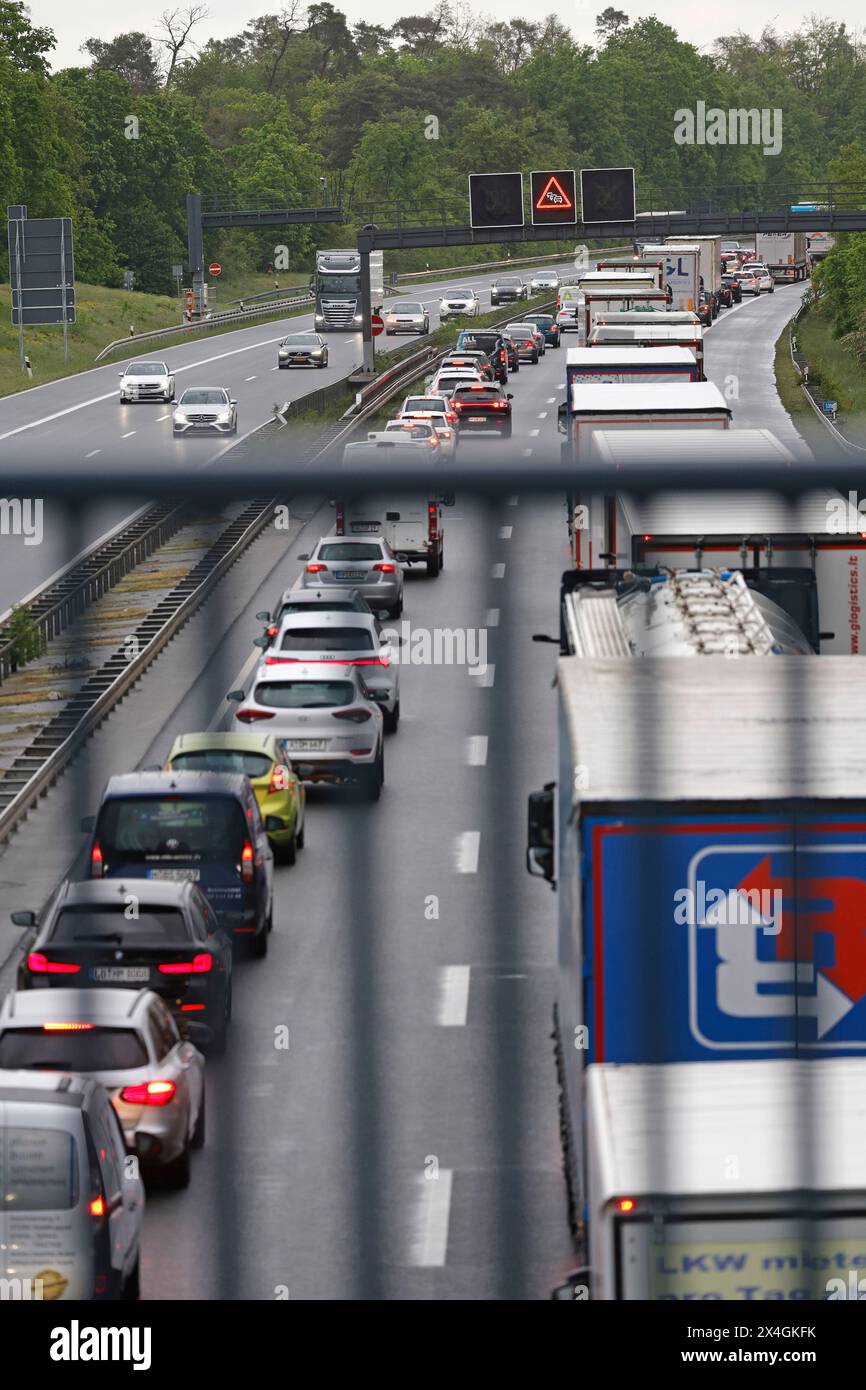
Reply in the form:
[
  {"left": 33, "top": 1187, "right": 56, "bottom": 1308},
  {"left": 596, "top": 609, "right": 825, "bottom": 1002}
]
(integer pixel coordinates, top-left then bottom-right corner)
[
  {"left": 563, "top": 381, "right": 730, "bottom": 464},
  {"left": 587, "top": 321, "right": 704, "bottom": 377},
  {"left": 580, "top": 289, "right": 670, "bottom": 342},
  {"left": 636, "top": 243, "right": 700, "bottom": 312},
  {"left": 755, "top": 232, "right": 810, "bottom": 282},
  {"left": 596, "top": 257, "right": 666, "bottom": 290},
  {"left": 667, "top": 235, "right": 722, "bottom": 312},
  {"left": 527, "top": 655, "right": 866, "bottom": 1297}
]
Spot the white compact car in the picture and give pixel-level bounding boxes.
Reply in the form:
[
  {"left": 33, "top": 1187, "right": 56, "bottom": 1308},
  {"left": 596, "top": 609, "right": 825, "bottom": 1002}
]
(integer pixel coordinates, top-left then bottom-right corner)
[
  {"left": 118, "top": 359, "right": 174, "bottom": 403},
  {"left": 438, "top": 287, "right": 480, "bottom": 320},
  {"left": 740, "top": 262, "right": 775, "bottom": 293},
  {"left": 259, "top": 611, "right": 400, "bottom": 731},
  {"left": 173, "top": 386, "right": 238, "bottom": 435},
  {"left": 228, "top": 662, "right": 385, "bottom": 799}
]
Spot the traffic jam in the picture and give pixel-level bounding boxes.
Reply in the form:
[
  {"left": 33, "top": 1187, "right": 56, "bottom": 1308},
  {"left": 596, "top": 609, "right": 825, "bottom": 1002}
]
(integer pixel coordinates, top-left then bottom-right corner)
[{"left": 0, "top": 231, "right": 816, "bottom": 1306}]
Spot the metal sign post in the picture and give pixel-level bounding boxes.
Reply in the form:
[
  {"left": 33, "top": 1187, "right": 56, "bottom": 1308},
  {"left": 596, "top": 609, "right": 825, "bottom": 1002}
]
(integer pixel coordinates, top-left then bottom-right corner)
[
  {"left": 360, "top": 249, "right": 374, "bottom": 374},
  {"left": 60, "top": 220, "right": 70, "bottom": 365},
  {"left": 7, "top": 205, "right": 76, "bottom": 367},
  {"left": 11, "top": 208, "right": 25, "bottom": 372}
]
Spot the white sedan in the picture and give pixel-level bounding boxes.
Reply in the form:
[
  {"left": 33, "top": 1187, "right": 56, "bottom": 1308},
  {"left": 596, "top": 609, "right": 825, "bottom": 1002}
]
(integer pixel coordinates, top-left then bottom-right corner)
[
  {"left": 438, "top": 286, "right": 480, "bottom": 320},
  {"left": 173, "top": 386, "right": 237, "bottom": 435}
]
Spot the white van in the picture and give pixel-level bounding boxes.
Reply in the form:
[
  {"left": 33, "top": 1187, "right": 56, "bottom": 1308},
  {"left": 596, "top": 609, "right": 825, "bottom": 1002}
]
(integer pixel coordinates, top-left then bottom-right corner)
[
  {"left": 0, "top": 1071, "right": 144, "bottom": 1300},
  {"left": 336, "top": 441, "right": 453, "bottom": 576}
]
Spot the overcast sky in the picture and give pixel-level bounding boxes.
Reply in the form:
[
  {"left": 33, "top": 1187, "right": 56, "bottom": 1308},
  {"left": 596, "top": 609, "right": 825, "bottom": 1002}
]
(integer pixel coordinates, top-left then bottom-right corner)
[{"left": 30, "top": 0, "right": 865, "bottom": 72}]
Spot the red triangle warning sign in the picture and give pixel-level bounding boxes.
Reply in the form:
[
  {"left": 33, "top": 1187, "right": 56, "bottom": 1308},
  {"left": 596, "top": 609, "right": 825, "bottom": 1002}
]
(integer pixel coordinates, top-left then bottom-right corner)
[{"left": 535, "top": 174, "right": 573, "bottom": 210}]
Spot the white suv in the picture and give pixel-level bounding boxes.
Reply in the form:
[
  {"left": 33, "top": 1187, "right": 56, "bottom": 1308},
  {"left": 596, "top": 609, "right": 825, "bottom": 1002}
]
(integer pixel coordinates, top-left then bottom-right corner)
[
  {"left": 740, "top": 262, "right": 774, "bottom": 294},
  {"left": 118, "top": 360, "right": 174, "bottom": 403}
]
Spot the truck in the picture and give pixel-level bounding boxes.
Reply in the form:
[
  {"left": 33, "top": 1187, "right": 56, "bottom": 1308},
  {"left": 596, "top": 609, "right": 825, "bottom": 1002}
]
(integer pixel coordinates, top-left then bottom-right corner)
[
  {"left": 635, "top": 243, "right": 699, "bottom": 312},
  {"left": 588, "top": 320, "right": 704, "bottom": 377},
  {"left": 313, "top": 248, "right": 384, "bottom": 331},
  {"left": 562, "top": 381, "right": 730, "bottom": 465},
  {"left": 755, "top": 232, "right": 810, "bottom": 282},
  {"left": 557, "top": 348, "right": 701, "bottom": 433},
  {"left": 573, "top": 428, "right": 866, "bottom": 653},
  {"left": 666, "top": 235, "right": 722, "bottom": 305},
  {"left": 596, "top": 257, "right": 666, "bottom": 290},
  {"left": 580, "top": 289, "right": 670, "bottom": 342},
  {"left": 527, "top": 655, "right": 866, "bottom": 1298}
]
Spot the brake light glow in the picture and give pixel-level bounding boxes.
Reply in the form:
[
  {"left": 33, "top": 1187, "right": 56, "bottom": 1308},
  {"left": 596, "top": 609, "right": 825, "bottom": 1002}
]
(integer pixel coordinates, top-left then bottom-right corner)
[
  {"left": 332, "top": 708, "right": 372, "bottom": 723},
  {"left": 616, "top": 1198, "right": 637, "bottom": 1214},
  {"left": 42, "top": 1022, "right": 94, "bottom": 1031},
  {"left": 236, "top": 708, "right": 275, "bottom": 723},
  {"left": 335, "top": 503, "right": 345, "bottom": 535},
  {"left": 267, "top": 625, "right": 278, "bottom": 638},
  {"left": 27, "top": 953, "right": 80, "bottom": 974},
  {"left": 91, "top": 842, "right": 104, "bottom": 877},
  {"left": 372, "top": 562, "right": 395, "bottom": 573},
  {"left": 305, "top": 563, "right": 327, "bottom": 573},
  {"left": 120, "top": 1080, "right": 177, "bottom": 1106},
  {"left": 241, "top": 841, "right": 254, "bottom": 883},
  {"left": 269, "top": 765, "right": 289, "bottom": 793},
  {"left": 89, "top": 1195, "right": 106, "bottom": 1218},
  {"left": 158, "top": 953, "right": 213, "bottom": 975}
]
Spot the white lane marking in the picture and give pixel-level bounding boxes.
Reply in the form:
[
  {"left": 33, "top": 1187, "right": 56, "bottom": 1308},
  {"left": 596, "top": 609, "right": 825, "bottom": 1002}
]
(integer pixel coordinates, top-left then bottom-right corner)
[
  {"left": 437, "top": 965, "right": 471, "bottom": 1026},
  {"left": 156, "top": 413, "right": 171, "bottom": 421},
  {"left": 84, "top": 449, "right": 101, "bottom": 459},
  {"left": 271, "top": 365, "right": 279, "bottom": 370},
  {"left": 455, "top": 831, "right": 480, "bottom": 873},
  {"left": 546, "top": 397, "right": 556, "bottom": 404},
  {"left": 409, "top": 1169, "right": 454, "bottom": 1267},
  {"left": 491, "top": 562, "right": 506, "bottom": 579},
  {"left": 245, "top": 375, "right": 257, "bottom": 381},
  {"left": 498, "top": 525, "right": 512, "bottom": 540},
  {"left": 522, "top": 447, "right": 533, "bottom": 456},
  {"left": 557, "top": 382, "right": 566, "bottom": 388},
  {"left": 121, "top": 430, "right": 136, "bottom": 439},
  {"left": 469, "top": 664, "right": 495, "bottom": 688},
  {"left": 209, "top": 647, "right": 262, "bottom": 730},
  {"left": 538, "top": 411, "right": 548, "bottom": 419},
  {"left": 465, "top": 735, "right": 489, "bottom": 766},
  {"left": 529, "top": 428, "right": 540, "bottom": 436},
  {"left": 485, "top": 608, "right": 500, "bottom": 627}
]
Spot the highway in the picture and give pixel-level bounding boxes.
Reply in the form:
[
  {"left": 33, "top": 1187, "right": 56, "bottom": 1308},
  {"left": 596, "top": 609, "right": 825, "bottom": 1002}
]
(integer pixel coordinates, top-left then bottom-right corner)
[
  {"left": 0, "top": 278, "right": 809, "bottom": 1297},
  {"left": 0, "top": 256, "right": 584, "bottom": 616}
]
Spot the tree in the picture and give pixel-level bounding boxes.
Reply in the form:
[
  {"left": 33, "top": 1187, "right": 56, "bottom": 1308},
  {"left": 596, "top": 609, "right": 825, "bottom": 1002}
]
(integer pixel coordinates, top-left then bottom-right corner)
[
  {"left": 82, "top": 33, "right": 162, "bottom": 92},
  {"left": 595, "top": 8, "right": 629, "bottom": 40},
  {"left": 352, "top": 21, "right": 392, "bottom": 59},
  {"left": 157, "top": 5, "right": 209, "bottom": 86},
  {"left": 0, "top": 0, "right": 55, "bottom": 74},
  {"left": 391, "top": 15, "right": 446, "bottom": 57},
  {"left": 306, "top": 3, "right": 358, "bottom": 79}
]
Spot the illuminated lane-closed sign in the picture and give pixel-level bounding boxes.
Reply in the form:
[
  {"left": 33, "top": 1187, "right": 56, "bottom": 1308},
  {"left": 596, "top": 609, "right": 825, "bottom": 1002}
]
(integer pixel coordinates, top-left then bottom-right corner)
[
  {"left": 468, "top": 172, "right": 525, "bottom": 229},
  {"left": 580, "top": 167, "right": 636, "bottom": 224},
  {"left": 530, "top": 170, "right": 577, "bottom": 225}
]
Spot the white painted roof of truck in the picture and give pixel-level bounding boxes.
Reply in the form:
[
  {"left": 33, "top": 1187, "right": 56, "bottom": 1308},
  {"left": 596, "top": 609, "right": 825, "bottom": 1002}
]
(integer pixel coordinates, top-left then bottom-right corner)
[
  {"left": 589, "top": 427, "right": 792, "bottom": 466},
  {"left": 569, "top": 383, "right": 729, "bottom": 415},
  {"left": 567, "top": 347, "right": 697, "bottom": 369},
  {"left": 557, "top": 654, "right": 866, "bottom": 801},
  {"left": 595, "top": 311, "right": 700, "bottom": 325},
  {"left": 619, "top": 485, "right": 845, "bottom": 535},
  {"left": 589, "top": 1059, "right": 866, "bottom": 1200},
  {"left": 589, "top": 326, "right": 703, "bottom": 346},
  {"left": 577, "top": 271, "right": 657, "bottom": 284}
]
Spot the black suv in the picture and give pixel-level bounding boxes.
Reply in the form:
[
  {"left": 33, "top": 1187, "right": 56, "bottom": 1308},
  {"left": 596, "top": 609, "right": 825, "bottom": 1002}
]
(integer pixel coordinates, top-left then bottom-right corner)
[
  {"left": 14, "top": 877, "right": 233, "bottom": 1053},
  {"left": 80, "top": 771, "right": 275, "bottom": 957},
  {"left": 451, "top": 382, "right": 513, "bottom": 438},
  {"left": 454, "top": 330, "right": 509, "bottom": 384}
]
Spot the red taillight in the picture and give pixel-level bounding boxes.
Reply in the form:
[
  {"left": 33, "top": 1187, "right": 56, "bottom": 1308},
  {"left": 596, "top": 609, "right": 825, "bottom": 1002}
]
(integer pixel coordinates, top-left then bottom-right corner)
[
  {"left": 27, "top": 953, "right": 80, "bottom": 975},
  {"left": 120, "top": 1080, "right": 177, "bottom": 1106},
  {"left": 241, "top": 841, "right": 254, "bottom": 883},
  {"left": 306, "top": 563, "right": 327, "bottom": 573},
  {"left": 499, "top": 349, "right": 506, "bottom": 361},
  {"left": 181, "top": 1002, "right": 205, "bottom": 1011},
  {"left": 89, "top": 1195, "right": 106, "bottom": 1218},
  {"left": 616, "top": 1197, "right": 637, "bottom": 1214},
  {"left": 332, "top": 708, "right": 372, "bottom": 723},
  {"left": 267, "top": 624, "right": 278, "bottom": 638},
  {"left": 42, "top": 1022, "right": 94, "bottom": 1031},
  {"left": 236, "top": 707, "right": 275, "bottom": 723},
  {"left": 158, "top": 953, "right": 213, "bottom": 975},
  {"left": 269, "top": 764, "right": 289, "bottom": 793},
  {"left": 428, "top": 502, "right": 438, "bottom": 543},
  {"left": 372, "top": 562, "right": 395, "bottom": 572},
  {"left": 91, "top": 842, "right": 104, "bottom": 877},
  {"left": 335, "top": 503, "right": 345, "bottom": 535}
]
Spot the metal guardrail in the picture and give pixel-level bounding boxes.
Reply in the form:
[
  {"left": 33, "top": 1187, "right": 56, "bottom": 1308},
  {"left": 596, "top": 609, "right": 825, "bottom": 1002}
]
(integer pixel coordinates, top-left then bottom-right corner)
[
  {"left": 395, "top": 247, "right": 632, "bottom": 283},
  {"left": 94, "top": 293, "right": 314, "bottom": 362},
  {"left": 0, "top": 498, "right": 281, "bottom": 841},
  {"left": 788, "top": 296, "right": 866, "bottom": 455}
]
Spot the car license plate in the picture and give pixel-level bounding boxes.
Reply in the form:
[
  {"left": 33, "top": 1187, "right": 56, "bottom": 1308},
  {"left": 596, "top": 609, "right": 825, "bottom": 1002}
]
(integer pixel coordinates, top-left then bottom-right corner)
[
  {"left": 468, "top": 416, "right": 486, "bottom": 423},
  {"left": 336, "top": 570, "right": 366, "bottom": 578},
  {"left": 350, "top": 523, "right": 380, "bottom": 533},
  {"left": 147, "top": 867, "right": 201, "bottom": 882},
  {"left": 292, "top": 356, "right": 307, "bottom": 363},
  {"left": 286, "top": 739, "right": 326, "bottom": 751},
  {"left": 90, "top": 966, "right": 150, "bottom": 984}
]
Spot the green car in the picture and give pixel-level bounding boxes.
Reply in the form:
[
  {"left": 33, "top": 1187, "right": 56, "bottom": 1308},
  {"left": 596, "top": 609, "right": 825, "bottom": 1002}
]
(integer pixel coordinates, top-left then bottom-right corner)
[{"left": 164, "top": 732, "right": 306, "bottom": 865}]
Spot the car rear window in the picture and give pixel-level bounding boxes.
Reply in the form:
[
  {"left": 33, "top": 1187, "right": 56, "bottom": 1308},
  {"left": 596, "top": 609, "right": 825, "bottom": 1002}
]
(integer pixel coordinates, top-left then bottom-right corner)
[
  {"left": 0, "top": 1126, "right": 79, "bottom": 1211},
  {"left": 279, "top": 627, "right": 375, "bottom": 652},
  {"left": 453, "top": 388, "right": 503, "bottom": 403},
  {"left": 0, "top": 1026, "right": 149, "bottom": 1071},
  {"left": 457, "top": 334, "right": 497, "bottom": 350},
  {"left": 51, "top": 906, "right": 190, "bottom": 941},
  {"left": 169, "top": 750, "right": 272, "bottom": 778},
  {"left": 405, "top": 398, "right": 447, "bottom": 412},
  {"left": 318, "top": 543, "right": 382, "bottom": 561},
  {"left": 96, "top": 796, "right": 248, "bottom": 859},
  {"left": 278, "top": 601, "right": 359, "bottom": 617},
  {"left": 253, "top": 680, "right": 355, "bottom": 708}
]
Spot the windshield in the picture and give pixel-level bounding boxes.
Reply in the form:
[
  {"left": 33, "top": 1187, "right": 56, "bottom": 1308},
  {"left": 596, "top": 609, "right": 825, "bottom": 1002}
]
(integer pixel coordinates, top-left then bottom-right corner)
[
  {"left": 179, "top": 390, "right": 227, "bottom": 406},
  {"left": 253, "top": 680, "right": 355, "bottom": 708},
  {"left": 0, "top": 1027, "right": 149, "bottom": 1071},
  {"left": 282, "top": 335, "right": 317, "bottom": 347},
  {"left": 279, "top": 627, "right": 375, "bottom": 652},
  {"left": 0, "top": 1128, "right": 78, "bottom": 1211},
  {"left": 126, "top": 363, "right": 166, "bottom": 376},
  {"left": 444, "top": 288, "right": 472, "bottom": 297},
  {"left": 170, "top": 750, "right": 272, "bottom": 778},
  {"left": 279, "top": 601, "right": 362, "bottom": 617},
  {"left": 496, "top": 278, "right": 522, "bottom": 287},
  {"left": 317, "top": 275, "right": 359, "bottom": 293},
  {"left": 453, "top": 388, "right": 503, "bottom": 403},
  {"left": 52, "top": 905, "right": 190, "bottom": 940},
  {"left": 96, "top": 796, "right": 247, "bottom": 859},
  {"left": 318, "top": 543, "right": 382, "bottom": 561},
  {"left": 405, "top": 398, "right": 448, "bottom": 412},
  {"left": 391, "top": 302, "right": 422, "bottom": 312},
  {"left": 527, "top": 316, "right": 553, "bottom": 326}
]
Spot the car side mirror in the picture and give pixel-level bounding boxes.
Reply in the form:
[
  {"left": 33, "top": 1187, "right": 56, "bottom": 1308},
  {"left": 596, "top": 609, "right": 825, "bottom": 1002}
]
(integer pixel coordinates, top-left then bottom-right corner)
[
  {"left": 11, "top": 910, "right": 36, "bottom": 927},
  {"left": 507, "top": 394, "right": 514, "bottom": 400},
  {"left": 439, "top": 493, "right": 455, "bottom": 507},
  {"left": 295, "top": 763, "right": 315, "bottom": 778},
  {"left": 227, "top": 689, "right": 245, "bottom": 703},
  {"left": 376, "top": 610, "right": 390, "bottom": 620},
  {"left": 253, "top": 636, "right": 269, "bottom": 649},
  {"left": 117, "top": 372, "right": 124, "bottom": 378},
  {"left": 80, "top": 815, "right": 95, "bottom": 833},
  {"left": 297, "top": 553, "right": 310, "bottom": 562},
  {"left": 230, "top": 399, "right": 237, "bottom": 407},
  {"left": 265, "top": 815, "right": 284, "bottom": 833},
  {"left": 255, "top": 611, "right": 271, "bottom": 622},
  {"left": 526, "top": 784, "right": 555, "bottom": 886}
]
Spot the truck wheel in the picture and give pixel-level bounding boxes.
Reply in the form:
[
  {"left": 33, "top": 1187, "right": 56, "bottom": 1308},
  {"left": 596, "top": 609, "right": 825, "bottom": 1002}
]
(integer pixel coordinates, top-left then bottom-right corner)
[
  {"left": 192, "top": 1089, "right": 206, "bottom": 1149},
  {"left": 427, "top": 549, "right": 440, "bottom": 577}
]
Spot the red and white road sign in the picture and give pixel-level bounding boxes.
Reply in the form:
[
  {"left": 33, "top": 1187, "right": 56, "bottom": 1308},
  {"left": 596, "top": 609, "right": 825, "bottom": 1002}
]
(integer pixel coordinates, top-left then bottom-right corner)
[
  {"left": 371, "top": 313, "right": 384, "bottom": 337},
  {"left": 208, "top": 262, "right": 222, "bottom": 277}
]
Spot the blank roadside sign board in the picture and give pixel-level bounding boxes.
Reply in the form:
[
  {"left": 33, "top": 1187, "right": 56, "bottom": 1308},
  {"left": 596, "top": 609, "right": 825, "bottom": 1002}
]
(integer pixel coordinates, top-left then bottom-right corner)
[
  {"left": 579, "top": 168, "right": 636, "bottom": 224},
  {"left": 7, "top": 206, "right": 76, "bottom": 326},
  {"left": 468, "top": 173, "right": 525, "bottom": 229}
]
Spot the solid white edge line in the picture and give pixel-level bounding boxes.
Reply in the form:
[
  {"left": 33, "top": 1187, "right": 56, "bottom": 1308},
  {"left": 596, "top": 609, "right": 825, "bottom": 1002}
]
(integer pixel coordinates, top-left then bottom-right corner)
[
  {"left": 455, "top": 831, "right": 480, "bottom": 873},
  {"left": 409, "top": 1168, "right": 454, "bottom": 1267},
  {"left": 465, "top": 735, "right": 488, "bottom": 766}
]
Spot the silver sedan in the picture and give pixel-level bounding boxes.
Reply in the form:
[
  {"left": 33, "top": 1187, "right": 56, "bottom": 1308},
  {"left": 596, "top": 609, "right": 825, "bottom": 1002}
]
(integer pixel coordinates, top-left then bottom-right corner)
[
  {"left": 0, "top": 987, "right": 205, "bottom": 1187},
  {"left": 173, "top": 386, "right": 237, "bottom": 435},
  {"left": 298, "top": 536, "right": 405, "bottom": 617},
  {"left": 385, "top": 300, "right": 430, "bottom": 335}
]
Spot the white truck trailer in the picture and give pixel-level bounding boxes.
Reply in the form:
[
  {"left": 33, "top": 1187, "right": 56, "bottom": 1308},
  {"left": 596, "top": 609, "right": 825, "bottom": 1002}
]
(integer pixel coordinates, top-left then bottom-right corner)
[
  {"left": 564, "top": 381, "right": 730, "bottom": 466},
  {"left": 667, "top": 234, "right": 722, "bottom": 310},
  {"left": 636, "top": 242, "right": 700, "bottom": 312},
  {"left": 755, "top": 232, "right": 810, "bottom": 282}
]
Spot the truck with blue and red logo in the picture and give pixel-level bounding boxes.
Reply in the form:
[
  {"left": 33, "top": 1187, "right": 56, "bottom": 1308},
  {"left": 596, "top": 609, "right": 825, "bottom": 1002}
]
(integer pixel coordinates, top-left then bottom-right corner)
[{"left": 529, "top": 657, "right": 866, "bottom": 1300}]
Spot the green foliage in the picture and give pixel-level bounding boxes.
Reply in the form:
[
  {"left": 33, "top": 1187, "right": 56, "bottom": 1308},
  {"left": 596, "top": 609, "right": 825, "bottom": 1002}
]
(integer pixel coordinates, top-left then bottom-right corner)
[{"left": 5, "top": 604, "right": 45, "bottom": 668}]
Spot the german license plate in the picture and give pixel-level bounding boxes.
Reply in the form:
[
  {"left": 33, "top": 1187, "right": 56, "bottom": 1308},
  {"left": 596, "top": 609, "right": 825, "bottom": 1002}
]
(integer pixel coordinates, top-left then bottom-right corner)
[
  {"left": 90, "top": 966, "right": 150, "bottom": 984},
  {"left": 336, "top": 570, "right": 366, "bottom": 578},
  {"left": 468, "top": 416, "right": 486, "bottom": 423},
  {"left": 147, "top": 867, "right": 200, "bottom": 882},
  {"left": 286, "top": 739, "right": 326, "bottom": 751},
  {"left": 292, "top": 356, "right": 307, "bottom": 363},
  {"left": 350, "top": 523, "right": 380, "bottom": 533}
]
